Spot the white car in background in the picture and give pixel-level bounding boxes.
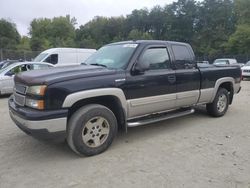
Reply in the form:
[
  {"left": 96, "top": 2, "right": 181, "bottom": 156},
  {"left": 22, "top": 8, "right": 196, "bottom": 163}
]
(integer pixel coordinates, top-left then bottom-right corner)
[
  {"left": 0, "top": 62, "right": 54, "bottom": 95},
  {"left": 242, "top": 61, "right": 250, "bottom": 79},
  {"left": 213, "top": 58, "right": 244, "bottom": 67},
  {"left": 213, "top": 58, "right": 237, "bottom": 65}
]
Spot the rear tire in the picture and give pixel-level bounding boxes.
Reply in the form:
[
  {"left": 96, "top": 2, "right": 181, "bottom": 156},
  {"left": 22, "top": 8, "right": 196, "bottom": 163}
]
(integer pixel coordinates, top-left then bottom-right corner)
[
  {"left": 206, "top": 88, "right": 229, "bottom": 117},
  {"left": 67, "top": 104, "right": 118, "bottom": 156}
]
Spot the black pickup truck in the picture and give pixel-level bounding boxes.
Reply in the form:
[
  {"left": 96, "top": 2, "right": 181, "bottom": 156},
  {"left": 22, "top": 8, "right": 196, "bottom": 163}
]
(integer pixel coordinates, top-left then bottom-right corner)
[{"left": 9, "top": 40, "right": 241, "bottom": 156}]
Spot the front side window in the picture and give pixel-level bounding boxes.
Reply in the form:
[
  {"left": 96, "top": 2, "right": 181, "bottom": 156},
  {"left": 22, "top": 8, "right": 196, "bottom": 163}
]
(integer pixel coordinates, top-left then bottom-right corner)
[
  {"left": 139, "top": 47, "right": 170, "bottom": 70},
  {"left": 44, "top": 54, "right": 58, "bottom": 65}
]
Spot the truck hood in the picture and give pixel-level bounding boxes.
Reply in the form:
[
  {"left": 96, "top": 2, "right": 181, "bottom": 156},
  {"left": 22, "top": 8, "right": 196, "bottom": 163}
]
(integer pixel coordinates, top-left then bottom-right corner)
[{"left": 14, "top": 65, "right": 116, "bottom": 86}]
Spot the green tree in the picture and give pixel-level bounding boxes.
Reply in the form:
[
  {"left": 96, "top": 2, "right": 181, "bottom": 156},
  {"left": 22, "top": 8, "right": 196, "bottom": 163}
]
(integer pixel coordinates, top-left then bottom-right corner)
[
  {"left": 29, "top": 15, "right": 76, "bottom": 51},
  {"left": 17, "top": 36, "right": 31, "bottom": 51},
  {"left": 126, "top": 8, "right": 150, "bottom": 33},
  {"left": 127, "top": 29, "right": 153, "bottom": 40},
  {"left": 226, "top": 24, "right": 250, "bottom": 54},
  {"left": 225, "top": 0, "right": 250, "bottom": 54},
  {"left": 162, "top": 0, "right": 198, "bottom": 42},
  {"left": 0, "top": 19, "right": 20, "bottom": 49},
  {"left": 194, "top": 0, "right": 236, "bottom": 56},
  {"left": 148, "top": 5, "right": 166, "bottom": 39},
  {"left": 235, "top": 0, "right": 250, "bottom": 24},
  {"left": 75, "top": 16, "right": 126, "bottom": 48}
]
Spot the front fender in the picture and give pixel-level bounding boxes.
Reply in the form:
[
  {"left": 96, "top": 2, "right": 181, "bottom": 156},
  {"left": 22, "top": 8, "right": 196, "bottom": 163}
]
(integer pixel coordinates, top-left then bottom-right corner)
[{"left": 62, "top": 88, "right": 128, "bottom": 116}]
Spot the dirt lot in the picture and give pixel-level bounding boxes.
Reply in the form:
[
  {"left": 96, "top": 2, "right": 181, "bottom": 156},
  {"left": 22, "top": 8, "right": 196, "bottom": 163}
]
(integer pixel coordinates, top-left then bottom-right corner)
[{"left": 0, "top": 81, "right": 250, "bottom": 188}]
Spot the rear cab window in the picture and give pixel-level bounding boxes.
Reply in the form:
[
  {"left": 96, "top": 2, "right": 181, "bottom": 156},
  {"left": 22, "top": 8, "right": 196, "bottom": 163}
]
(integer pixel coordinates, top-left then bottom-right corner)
[{"left": 171, "top": 44, "right": 195, "bottom": 69}]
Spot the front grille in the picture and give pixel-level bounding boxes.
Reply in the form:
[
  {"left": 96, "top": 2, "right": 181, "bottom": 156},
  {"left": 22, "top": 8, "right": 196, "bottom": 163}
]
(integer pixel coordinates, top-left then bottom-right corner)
[
  {"left": 14, "top": 92, "right": 25, "bottom": 106},
  {"left": 13, "top": 83, "right": 27, "bottom": 106},
  {"left": 243, "top": 70, "right": 250, "bottom": 73},
  {"left": 15, "top": 84, "right": 27, "bottom": 94}
]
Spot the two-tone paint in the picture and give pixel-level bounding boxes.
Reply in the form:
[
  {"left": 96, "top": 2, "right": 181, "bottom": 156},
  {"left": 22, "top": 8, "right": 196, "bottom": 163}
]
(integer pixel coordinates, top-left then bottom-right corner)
[{"left": 9, "top": 40, "right": 242, "bottom": 141}]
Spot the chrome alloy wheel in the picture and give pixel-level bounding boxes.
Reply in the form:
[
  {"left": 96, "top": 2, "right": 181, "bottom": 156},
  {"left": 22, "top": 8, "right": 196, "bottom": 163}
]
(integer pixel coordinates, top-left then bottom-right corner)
[
  {"left": 82, "top": 116, "right": 110, "bottom": 148},
  {"left": 217, "top": 94, "right": 227, "bottom": 113}
]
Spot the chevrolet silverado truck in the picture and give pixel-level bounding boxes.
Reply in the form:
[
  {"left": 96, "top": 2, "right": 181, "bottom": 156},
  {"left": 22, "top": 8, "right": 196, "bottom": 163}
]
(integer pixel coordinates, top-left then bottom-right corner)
[{"left": 9, "top": 40, "right": 242, "bottom": 156}]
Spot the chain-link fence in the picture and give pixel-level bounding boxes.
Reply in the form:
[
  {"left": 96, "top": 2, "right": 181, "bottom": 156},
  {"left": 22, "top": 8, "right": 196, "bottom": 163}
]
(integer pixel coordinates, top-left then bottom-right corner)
[
  {"left": 0, "top": 49, "right": 42, "bottom": 62},
  {"left": 1, "top": 48, "right": 250, "bottom": 65}
]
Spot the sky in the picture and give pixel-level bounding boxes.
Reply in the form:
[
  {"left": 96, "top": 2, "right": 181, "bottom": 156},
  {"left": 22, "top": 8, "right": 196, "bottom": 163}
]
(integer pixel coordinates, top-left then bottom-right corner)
[{"left": 0, "top": 0, "right": 176, "bottom": 36}]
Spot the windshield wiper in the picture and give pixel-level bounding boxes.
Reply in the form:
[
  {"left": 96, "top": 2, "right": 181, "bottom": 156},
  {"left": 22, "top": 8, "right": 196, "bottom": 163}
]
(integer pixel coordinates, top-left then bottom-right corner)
[{"left": 90, "top": 63, "right": 107, "bottom": 68}]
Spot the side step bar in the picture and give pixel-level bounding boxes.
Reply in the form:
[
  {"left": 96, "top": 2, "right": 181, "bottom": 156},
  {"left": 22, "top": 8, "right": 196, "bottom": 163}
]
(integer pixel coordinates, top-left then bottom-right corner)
[{"left": 127, "top": 108, "right": 195, "bottom": 127}]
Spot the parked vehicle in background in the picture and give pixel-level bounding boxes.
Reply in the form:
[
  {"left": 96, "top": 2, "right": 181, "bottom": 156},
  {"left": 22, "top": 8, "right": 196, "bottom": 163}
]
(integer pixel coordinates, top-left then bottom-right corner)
[
  {"left": 241, "top": 61, "right": 250, "bottom": 79},
  {"left": 213, "top": 58, "right": 238, "bottom": 65},
  {"left": 213, "top": 58, "right": 244, "bottom": 67},
  {"left": 0, "top": 62, "right": 54, "bottom": 95},
  {"left": 9, "top": 40, "right": 242, "bottom": 156},
  {"left": 33, "top": 48, "right": 96, "bottom": 66},
  {"left": 197, "top": 60, "right": 209, "bottom": 64},
  {"left": 0, "top": 59, "right": 23, "bottom": 69}
]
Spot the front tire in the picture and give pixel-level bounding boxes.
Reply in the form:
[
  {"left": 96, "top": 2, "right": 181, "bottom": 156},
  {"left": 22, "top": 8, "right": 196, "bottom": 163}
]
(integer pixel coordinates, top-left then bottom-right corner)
[
  {"left": 206, "top": 88, "right": 229, "bottom": 117},
  {"left": 67, "top": 104, "right": 118, "bottom": 156}
]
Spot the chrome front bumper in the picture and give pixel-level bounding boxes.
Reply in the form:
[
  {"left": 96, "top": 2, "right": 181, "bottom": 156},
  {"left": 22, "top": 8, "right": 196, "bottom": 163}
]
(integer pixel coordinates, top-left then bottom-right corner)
[
  {"left": 9, "top": 110, "right": 67, "bottom": 133},
  {"left": 9, "top": 97, "right": 67, "bottom": 142}
]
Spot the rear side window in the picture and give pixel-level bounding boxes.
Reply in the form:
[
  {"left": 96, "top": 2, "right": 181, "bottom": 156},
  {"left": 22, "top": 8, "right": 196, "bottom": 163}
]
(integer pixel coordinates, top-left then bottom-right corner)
[
  {"left": 172, "top": 45, "right": 194, "bottom": 69},
  {"left": 140, "top": 48, "right": 170, "bottom": 70},
  {"left": 44, "top": 54, "right": 58, "bottom": 65}
]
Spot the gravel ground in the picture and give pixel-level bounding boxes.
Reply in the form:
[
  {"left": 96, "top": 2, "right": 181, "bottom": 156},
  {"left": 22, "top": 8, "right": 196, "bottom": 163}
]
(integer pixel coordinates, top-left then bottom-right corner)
[{"left": 0, "top": 81, "right": 250, "bottom": 188}]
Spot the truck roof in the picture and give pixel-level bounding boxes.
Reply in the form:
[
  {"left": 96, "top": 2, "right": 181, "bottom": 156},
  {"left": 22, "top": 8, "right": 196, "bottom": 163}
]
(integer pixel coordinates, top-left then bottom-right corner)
[{"left": 108, "top": 40, "right": 189, "bottom": 46}]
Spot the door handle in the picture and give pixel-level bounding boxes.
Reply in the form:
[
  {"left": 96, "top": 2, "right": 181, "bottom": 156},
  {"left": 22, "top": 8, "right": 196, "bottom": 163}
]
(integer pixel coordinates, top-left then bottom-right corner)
[{"left": 168, "top": 75, "right": 176, "bottom": 83}]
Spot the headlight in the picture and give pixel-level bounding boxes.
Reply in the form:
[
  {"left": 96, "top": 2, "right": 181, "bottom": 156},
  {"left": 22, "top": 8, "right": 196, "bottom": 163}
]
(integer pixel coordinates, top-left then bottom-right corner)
[
  {"left": 25, "top": 98, "right": 45, "bottom": 110},
  {"left": 26, "top": 85, "right": 47, "bottom": 96}
]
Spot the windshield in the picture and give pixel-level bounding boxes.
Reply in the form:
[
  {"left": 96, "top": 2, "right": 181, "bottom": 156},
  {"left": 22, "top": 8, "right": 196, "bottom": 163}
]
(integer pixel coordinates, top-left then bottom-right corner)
[
  {"left": 1, "top": 62, "right": 13, "bottom": 69},
  {"left": 246, "top": 62, "right": 250, "bottom": 66},
  {"left": 0, "top": 64, "right": 12, "bottom": 74},
  {"left": 0, "top": 62, "right": 5, "bottom": 69},
  {"left": 84, "top": 44, "right": 138, "bottom": 69},
  {"left": 34, "top": 53, "right": 48, "bottom": 62}
]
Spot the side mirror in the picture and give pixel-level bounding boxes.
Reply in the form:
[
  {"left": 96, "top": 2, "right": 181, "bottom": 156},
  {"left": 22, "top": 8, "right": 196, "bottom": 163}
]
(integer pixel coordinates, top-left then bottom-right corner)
[{"left": 132, "top": 60, "right": 150, "bottom": 75}]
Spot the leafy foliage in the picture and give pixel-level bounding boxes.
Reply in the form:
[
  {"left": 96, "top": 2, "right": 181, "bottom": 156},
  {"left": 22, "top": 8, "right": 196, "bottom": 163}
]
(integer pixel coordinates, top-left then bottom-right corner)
[
  {"left": 226, "top": 24, "right": 250, "bottom": 54},
  {"left": 29, "top": 15, "right": 76, "bottom": 50},
  {"left": 0, "top": 19, "right": 20, "bottom": 49},
  {"left": 0, "top": 0, "right": 250, "bottom": 58}
]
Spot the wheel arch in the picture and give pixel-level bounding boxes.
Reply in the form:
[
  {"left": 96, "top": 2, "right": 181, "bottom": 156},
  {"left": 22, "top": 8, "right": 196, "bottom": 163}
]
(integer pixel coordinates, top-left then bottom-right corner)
[
  {"left": 211, "top": 77, "right": 234, "bottom": 104},
  {"left": 63, "top": 88, "right": 127, "bottom": 131}
]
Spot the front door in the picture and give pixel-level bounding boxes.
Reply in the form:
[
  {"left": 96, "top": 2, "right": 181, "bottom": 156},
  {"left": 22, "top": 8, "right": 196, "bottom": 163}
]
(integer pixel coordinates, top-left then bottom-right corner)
[{"left": 124, "top": 45, "right": 177, "bottom": 118}]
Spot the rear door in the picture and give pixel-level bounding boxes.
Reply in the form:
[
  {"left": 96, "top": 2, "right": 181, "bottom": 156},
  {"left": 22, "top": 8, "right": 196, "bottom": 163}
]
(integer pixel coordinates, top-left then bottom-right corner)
[{"left": 170, "top": 44, "right": 200, "bottom": 107}]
